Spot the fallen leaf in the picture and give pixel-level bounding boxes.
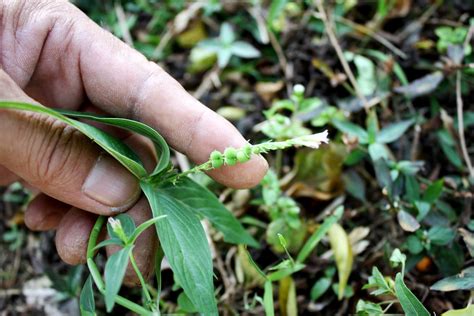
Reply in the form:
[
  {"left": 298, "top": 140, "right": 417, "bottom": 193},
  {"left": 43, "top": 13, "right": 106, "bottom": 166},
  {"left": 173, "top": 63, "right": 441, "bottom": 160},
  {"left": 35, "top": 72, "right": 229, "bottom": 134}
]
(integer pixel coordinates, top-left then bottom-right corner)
[{"left": 328, "top": 223, "right": 353, "bottom": 300}]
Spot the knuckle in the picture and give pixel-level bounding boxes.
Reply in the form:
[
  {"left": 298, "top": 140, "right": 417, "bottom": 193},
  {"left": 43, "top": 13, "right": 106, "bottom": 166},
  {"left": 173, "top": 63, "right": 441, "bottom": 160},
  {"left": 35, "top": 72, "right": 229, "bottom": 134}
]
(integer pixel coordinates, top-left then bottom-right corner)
[{"left": 23, "top": 113, "right": 83, "bottom": 185}]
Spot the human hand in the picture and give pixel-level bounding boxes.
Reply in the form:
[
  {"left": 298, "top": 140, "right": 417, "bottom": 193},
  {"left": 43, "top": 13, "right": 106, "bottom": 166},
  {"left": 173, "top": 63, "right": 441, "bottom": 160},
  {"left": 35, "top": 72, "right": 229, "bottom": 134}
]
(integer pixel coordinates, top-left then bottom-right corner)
[{"left": 0, "top": 0, "right": 267, "bottom": 284}]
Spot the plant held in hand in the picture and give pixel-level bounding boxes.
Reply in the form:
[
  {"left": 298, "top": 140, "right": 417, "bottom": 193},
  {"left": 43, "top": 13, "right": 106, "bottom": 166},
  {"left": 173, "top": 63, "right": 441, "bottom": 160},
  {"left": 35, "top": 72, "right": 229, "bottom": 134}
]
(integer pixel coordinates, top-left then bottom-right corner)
[{"left": 0, "top": 101, "right": 328, "bottom": 315}]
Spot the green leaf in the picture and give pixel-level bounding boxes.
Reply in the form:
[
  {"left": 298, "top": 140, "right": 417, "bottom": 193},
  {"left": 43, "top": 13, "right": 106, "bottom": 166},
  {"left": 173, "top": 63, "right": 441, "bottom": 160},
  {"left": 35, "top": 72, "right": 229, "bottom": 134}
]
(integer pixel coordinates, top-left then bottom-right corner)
[
  {"left": 264, "top": 280, "right": 275, "bottom": 316},
  {"left": 368, "top": 143, "right": 389, "bottom": 161},
  {"left": 376, "top": 119, "right": 414, "bottom": 144},
  {"left": 394, "top": 273, "right": 430, "bottom": 316},
  {"left": 129, "top": 215, "right": 167, "bottom": 245},
  {"left": 332, "top": 119, "right": 369, "bottom": 144},
  {"left": 328, "top": 223, "right": 353, "bottom": 300},
  {"left": 364, "top": 266, "right": 393, "bottom": 296},
  {"left": 310, "top": 276, "right": 333, "bottom": 301},
  {"left": 80, "top": 276, "right": 96, "bottom": 316},
  {"left": 427, "top": 226, "right": 455, "bottom": 246},
  {"left": 0, "top": 102, "right": 147, "bottom": 178},
  {"left": 296, "top": 206, "right": 343, "bottom": 263},
  {"left": 141, "top": 182, "right": 217, "bottom": 314},
  {"left": 231, "top": 41, "right": 261, "bottom": 58},
  {"left": 423, "top": 179, "right": 444, "bottom": 203},
  {"left": 394, "top": 72, "right": 444, "bottom": 99},
  {"left": 268, "top": 0, "right": 287, "bottom": 28},
  {"left": 356, "top": 299, "right": 384, "bottom": 315},
  {"left": 220, "top": 22, "right": 235, "bottom": 45},
  {"left": 104, "top": 245, "right": 133, "bottom": 312},
  {"left": 441, "top": 305, "right": 474, "bottom": 316},
  {"left": 56, "top": 110, "right": 170, "bottom": 178},
  {"left": 93, "top": 238, "right": 123, "bottom": 250},
  {"left": 430, "top": 267, "right": 474, "bottom": 291},
  {"left": 159, "top": 177, "right": 259, "bottom": 247}
]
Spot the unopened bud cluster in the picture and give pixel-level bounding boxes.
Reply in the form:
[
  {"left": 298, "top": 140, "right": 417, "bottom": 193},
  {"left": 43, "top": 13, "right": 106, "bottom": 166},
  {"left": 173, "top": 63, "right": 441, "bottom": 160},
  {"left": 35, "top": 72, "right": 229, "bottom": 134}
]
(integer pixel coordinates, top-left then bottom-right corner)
[{"left": 210, "top": 144, "right": 255, "bottom": 168}]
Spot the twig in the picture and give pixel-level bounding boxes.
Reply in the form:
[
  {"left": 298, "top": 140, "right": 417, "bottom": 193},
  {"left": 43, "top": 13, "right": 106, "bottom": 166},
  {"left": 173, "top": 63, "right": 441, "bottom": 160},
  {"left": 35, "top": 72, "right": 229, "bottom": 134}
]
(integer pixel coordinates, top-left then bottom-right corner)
[
  {"left": 313, "top": 13, "right": 407, "bottom": 59},
  {"left": 315, "top": 0, "right": 368, "bottom": 110},
  {"left": 456, "top": 69, "right": 474, "bottom": 179},
  {"left": 115, "top": 4, "right": 134, "bottom": 47},
  {"left": 267, "top": 25, "right": 293, "bottom": 96}
]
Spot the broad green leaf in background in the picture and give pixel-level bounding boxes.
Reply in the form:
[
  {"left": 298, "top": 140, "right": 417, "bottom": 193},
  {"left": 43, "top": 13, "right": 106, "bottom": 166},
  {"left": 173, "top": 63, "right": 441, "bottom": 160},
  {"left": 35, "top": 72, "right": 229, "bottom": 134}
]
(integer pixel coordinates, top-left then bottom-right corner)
[
  {"left": 104, "top": 245, "right": 133, "bottom": 312},
  {"left": 332, "top": 119, "right": 369, "bottom": 144},
  {"left": 441, "top": 305, "right": 474, "bottom": 316},
  {"left": 430, "top": 267, "right": 474, "bottom": 291},
  {"left": 159, "top": 177, "right": 259, "bottom": 247},
  {"left": 296, "top": 206, "right": 343, "bottom": 263},
  {"left": 394, "top": 273, "right": 430, "bottom": 316},
  {"left": 427, "top": 226, "right": 455, "bottom": 246},
  {"left": 0, "top": 102, "right": 148, "bottom": 178},
  {"left": 327, "top": 223, "right": 353, "bottom": 300},
  {"left": 423, "top": 179, "right": 444, "bottom": 204},
  {"left": 80, "top": 276, "right": 96, "bottom": 316},
  {"left": 141, "top": 182, "right": 217, "bottom": 314},
  {"left": 376, "top": 119, "right": 415, "bottom": 144}
]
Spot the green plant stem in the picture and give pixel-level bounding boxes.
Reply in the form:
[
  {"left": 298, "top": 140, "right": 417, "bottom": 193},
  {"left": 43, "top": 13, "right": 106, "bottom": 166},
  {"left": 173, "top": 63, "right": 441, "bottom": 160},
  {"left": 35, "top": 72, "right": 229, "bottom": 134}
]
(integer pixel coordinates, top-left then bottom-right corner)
[
  {"left": 86, "top": 216, "right": 154, "bottom": 316},
  {"left": 129, "top": 251, "right": 154, "bottom": 310}
]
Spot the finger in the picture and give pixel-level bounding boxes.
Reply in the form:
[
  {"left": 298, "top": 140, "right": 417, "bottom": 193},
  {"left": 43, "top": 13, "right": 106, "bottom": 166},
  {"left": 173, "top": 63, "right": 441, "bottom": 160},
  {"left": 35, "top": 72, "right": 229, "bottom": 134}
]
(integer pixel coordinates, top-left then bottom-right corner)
[
  {"left": 24, "top": 193, "right": 69, "bottom": 231},
  {"left": 106, "top": 197, "right": 157, "bottom": 286},
  {"left": 55, "top": 207, "right": 95, "bottom": 265},
  {"left": 56, "top": 4, "right": 268, "bottom": 188},
  {"left": 0, "top": 70, "right": 140, "bottom": 215},
  {"left": 0, "top": 165, "right": 19, "bottom": 186}
]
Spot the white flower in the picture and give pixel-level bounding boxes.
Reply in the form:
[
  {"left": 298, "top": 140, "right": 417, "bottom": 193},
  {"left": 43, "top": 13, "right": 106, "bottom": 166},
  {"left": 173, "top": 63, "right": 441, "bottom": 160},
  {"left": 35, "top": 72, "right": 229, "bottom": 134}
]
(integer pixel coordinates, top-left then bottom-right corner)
[{"left": 291, "top": 130, "right": 329, "bottom": 148}]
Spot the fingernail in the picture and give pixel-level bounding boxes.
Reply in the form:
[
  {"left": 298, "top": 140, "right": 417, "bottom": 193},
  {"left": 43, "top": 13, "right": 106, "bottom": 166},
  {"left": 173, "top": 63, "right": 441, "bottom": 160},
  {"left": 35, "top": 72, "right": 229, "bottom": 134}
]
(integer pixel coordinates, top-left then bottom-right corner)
[{"left": 83, "top": 155, "right": 140, "bottom": 211}]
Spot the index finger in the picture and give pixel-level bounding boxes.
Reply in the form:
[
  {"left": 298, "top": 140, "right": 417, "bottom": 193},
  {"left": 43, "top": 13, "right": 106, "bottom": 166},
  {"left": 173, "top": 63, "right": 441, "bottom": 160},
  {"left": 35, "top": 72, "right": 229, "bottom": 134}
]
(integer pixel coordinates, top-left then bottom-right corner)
[{"left": 69, "top": 6, "right": 268, "bottom": 188}]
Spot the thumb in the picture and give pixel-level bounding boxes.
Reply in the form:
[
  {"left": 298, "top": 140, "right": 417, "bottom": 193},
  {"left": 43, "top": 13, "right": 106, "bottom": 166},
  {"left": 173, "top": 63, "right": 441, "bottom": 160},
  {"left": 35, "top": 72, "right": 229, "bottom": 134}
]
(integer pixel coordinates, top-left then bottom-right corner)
[{"left": 0, "top": 70, "right": 140, "bottom": 215}]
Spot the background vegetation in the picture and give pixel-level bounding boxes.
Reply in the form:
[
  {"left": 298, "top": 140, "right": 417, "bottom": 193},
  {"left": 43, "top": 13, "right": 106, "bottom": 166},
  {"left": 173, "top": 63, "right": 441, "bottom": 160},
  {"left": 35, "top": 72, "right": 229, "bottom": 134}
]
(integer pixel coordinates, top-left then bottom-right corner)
[{"left": 1, "top": 0, "right": 473, "bottom": 315}]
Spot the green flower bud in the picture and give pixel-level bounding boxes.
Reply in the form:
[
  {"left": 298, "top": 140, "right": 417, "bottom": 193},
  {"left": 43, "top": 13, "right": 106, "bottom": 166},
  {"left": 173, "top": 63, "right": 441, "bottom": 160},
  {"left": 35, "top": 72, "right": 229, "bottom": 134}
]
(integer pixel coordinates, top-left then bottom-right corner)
[
  {"left": 210, "top": 150, "right": 224, "bottom": 168},
  {"left": 243, "top": 144, "right": 252, "bottom": 156},
  {"left": 224, "top": 147, "right": 237, "bottom": 166},
  {"left": 236, "top": 150, "right": 250, "bottom": 163}
]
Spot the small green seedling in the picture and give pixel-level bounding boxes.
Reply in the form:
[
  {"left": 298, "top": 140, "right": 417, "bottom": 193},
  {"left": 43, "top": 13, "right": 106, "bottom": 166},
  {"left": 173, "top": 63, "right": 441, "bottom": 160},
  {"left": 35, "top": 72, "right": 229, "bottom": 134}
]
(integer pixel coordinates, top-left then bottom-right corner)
[
  {"left": 0, "top": 101, "right": 328, "bottom": 315},
  {"left": 196, "top": 22, "right": 260, "bottom": 68},
  {"left": 357, "top": 248, "right": 430, "bottom": 316}
]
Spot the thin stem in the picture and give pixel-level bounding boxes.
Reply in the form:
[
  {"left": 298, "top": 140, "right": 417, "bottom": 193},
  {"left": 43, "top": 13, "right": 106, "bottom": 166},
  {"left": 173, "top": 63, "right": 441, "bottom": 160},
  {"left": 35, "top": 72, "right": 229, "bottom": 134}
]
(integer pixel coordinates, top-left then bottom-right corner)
[
  {"left": 86, "top": 216, "right": 154, "bottom": 316},
  {"left": 129, "top": 252, "right": 154, "bottom": 310},
  {"left": 456, "top": 70, "right": 474, "bottom": 179},
  {"left": 315, "top": 0, "right": 369, "bottom": 110}
]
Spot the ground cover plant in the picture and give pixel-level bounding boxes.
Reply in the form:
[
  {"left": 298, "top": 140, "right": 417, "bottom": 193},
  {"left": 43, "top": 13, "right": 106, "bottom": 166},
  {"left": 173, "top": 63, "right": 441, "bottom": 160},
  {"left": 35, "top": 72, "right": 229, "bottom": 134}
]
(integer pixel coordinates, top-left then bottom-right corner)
[{"left": 1, "top": 0, "right": 474, "bottom": 315}]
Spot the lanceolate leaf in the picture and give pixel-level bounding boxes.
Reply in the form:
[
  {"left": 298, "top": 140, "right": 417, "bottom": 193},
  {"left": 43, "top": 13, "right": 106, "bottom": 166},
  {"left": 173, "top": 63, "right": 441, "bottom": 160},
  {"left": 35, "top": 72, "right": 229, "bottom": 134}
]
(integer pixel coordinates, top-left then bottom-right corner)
[
  {"left": 159, "top": 177, "right": 259, "bottom": 247},
  {"left": 141, "top": 182, "right": 217, "bottom": 314},
  {"left": 56, "top": 110, "right": 170, "bottom": 177},
  {"left": 0, "top": 102, "right": 147, "bottom": 178},
  {"left": 327, "top": 223, "right": 353, "bottom": 300},
  {"left": 80, "top": 276, "right": 96, "bottom": 316},
  {"left": 104, "top": 245, "right": 133, "bottom": 312},
  {"left": 296, "top": 206, "right": 343, "bottom": 263},
  {"left": 394, "top": 273, "right": 430, "bottom": 316},
  {"left": 332, "top": 119, "right": 369, "bottom": 144},
  {"left": 430, "top": 267, "right": 474, "bottom": 291},
  {"left": 376, "top": 119, "right": 414, "bottom": 144}
]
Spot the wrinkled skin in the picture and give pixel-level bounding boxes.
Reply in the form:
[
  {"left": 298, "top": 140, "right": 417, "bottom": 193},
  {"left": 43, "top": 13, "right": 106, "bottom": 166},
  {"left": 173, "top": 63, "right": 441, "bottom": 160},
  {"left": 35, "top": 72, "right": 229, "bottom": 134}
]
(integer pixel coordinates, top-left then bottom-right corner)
[{"left": 0, "top": 0, "right": 267, "bottom": 285}]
